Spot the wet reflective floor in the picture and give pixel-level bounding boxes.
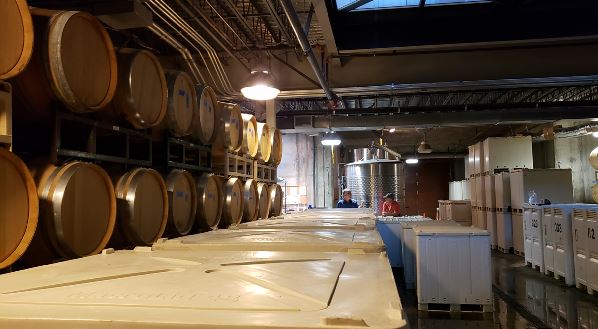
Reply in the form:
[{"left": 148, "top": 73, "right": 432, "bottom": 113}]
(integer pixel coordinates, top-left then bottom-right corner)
[{"left": 395, "top": 251, "right": 598, "bottom": 329}]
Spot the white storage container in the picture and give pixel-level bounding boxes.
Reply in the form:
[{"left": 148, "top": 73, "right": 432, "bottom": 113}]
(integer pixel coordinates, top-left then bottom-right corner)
[
  {"left": 484, "top": 174, "right": 496, "bottom": 210},
  {"left": 587, "top": 209, "right": 598, "bottom": 294},
  {"left": 376, "top": 218, "right": 404, "bottom": 267},
  {"left": 482, "top": 136, "right": 533, "bottom": 174},
  {"left": 494, "top": 172, "right": 511, "bottom": 210},
  {"left": 237, "top": 217, "right": 376, "bottom": 231},
  {"left": 497, "top": 211, "right": 513, "bottom": 253},
  {"left": 0, "top": 248, "right": 407, "bottom": 329},
  {"left": 573, "top": 208, "right": 591, "bottom": 291},
  {"left": 461, "top": 180, "right": 470, "bottom": 200},
  {"left": 509, "top": 169, "right": 574, "bottom": 211},
  {"left": 486, "top": 210, "right": 497, "bottom": 248},
  {"left": 474, "top": 142, "right": 484, "bottom": 176},
  {"left": 512, "top": 212, "right": 525, "bottom": 256},
  {"left": 400, "top": 220, "right": 459, "bottom": 289},
  {"left": 543, "top": 204, "right": 596, "bottom": 286},
  {"left": 523, "top": 204, "right": 547, "bottom": 272},
  {"left": 468, "top": 145, "right": 475, "bottom": 177},
  {"left": 438, "top": 200, "right": 448, "bottom": 220},
  {"left": 292, "top": 208, "right": 375, "bottom": 216},
  {"left": 154, "top": 229, "right": 385, "bottom": 253},
  {"left": 470, "top": 177, "right": 477, "bottom": 207},
  {"left": 415, "top": 226, "right": 492, "bottom": 311},
  {"left": 285, "top": 211, "right": 376, "bottom": 220},
  {"left": 477, "top": 208, "right": 487, "bottom": 230},
  {"left": 446, "top": 200, "right": 472, "bottom": 225},
  {"left": 475, "top": 175, "right": 486, "bottom": 209}
]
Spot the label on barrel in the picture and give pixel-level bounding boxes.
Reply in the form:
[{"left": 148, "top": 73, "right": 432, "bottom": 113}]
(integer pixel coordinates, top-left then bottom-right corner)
[
  {"left": 176, "top": 191, "right": 188, "bottom": 201},
  {"left": 207, "top": 192, "right": 214, "bottom": 200}
]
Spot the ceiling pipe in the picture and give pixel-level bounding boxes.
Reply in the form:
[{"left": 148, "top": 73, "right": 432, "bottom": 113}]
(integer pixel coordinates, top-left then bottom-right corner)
[
  {"left": 279, "top": 0, "right": 338, "bottom": 106},
  {"left": 534, "top": 122, "right": 598, "bottom": 140}
]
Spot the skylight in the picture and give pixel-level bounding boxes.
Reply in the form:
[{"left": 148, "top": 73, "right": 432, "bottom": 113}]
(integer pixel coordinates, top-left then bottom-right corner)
[{"left": 336, "top": 0, "right": 490, "bottom": 12}]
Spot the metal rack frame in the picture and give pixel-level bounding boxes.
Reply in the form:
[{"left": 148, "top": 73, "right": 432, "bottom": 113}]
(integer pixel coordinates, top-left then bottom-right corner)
[
  {"left": 254, "top": 161, "right": 277, "bottom": 183},
  {"left": 213, "top": 152, "right": 254, "bottom": 179},
  {"left": 162, "top": 137, "right": 212, "bottom": 173},
  {"left": 52, "top": 111, "right": 152, "bottom": 167}
]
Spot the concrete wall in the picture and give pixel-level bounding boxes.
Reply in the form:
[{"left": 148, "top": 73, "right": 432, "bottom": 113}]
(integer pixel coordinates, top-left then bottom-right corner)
[{"left": 554, "top": 135, "right": 598, "bottom": 203}]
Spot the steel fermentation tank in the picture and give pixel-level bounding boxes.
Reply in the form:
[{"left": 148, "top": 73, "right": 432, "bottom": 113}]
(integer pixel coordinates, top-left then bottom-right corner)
[{"left": 345, "top": 158, "right": 405, "bottom": 214}]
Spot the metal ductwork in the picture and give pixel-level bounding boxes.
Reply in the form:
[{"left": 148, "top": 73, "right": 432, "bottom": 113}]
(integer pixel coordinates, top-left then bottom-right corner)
[{"left": 279, "top": 0, "right": 337, "bottom": 105}]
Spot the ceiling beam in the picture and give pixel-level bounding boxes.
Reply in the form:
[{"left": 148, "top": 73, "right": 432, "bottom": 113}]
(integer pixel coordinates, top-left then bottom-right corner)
[{"left": 338, "top": 0, "right": 374, "bottom": 12}]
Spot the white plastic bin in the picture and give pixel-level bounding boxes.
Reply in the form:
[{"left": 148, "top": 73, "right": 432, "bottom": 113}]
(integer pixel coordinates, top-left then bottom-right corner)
[
  {"left": 415, "top": 226, "right": 492, "bottom": 311},
  {"left": 237, "top": 217, "right": 376, "bottom": 230},
  {"left": 376, "top": 216, "right": 429, "bottom": 267},
  {"left": 0, "top": 248, "right": 408, "bottom": 329},
  {"left": 509, "top": 169, "right": 574, "bottom": 211},
  {"left": 400, "top": 220, "right": 459, "bottom": 289},
  {"left": 587, "top": 209, "right": 598, "bottom": 294},
  {"left": 523, "top": 204, "right": 548, "bottom": 272},
  {"left": 512, "top": 212, "right": 524, "bottom": 256},
  {"left": 482, "top": 136, "right": 533, "bottom": 174},
  {"left": 446, "top": 200, "right": 472, "bottom": 225},
  {"left": 573, "top": 208, "right": 590, "bottom": 290},
  {"left": 154, "top": 229, "right": 385, "bottom": 253},
  {"left": 486, "top": 210, "right": 497, "bottom": 248},
  {"left": 497, "top": 211, "right": 513, "bottom": 252}
]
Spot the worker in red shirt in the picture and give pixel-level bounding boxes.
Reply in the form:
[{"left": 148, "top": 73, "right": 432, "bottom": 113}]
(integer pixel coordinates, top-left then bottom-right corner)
[{"left": 382, "top": 193, "right": 401, "bottom": 216}]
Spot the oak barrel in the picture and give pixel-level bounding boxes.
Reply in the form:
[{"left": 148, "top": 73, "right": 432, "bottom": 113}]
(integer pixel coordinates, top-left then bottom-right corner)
[
  {"left": 269, "top": 128, "right": 283, "bottom": 166},
  {"left": 0, "top": 0, "right": 33, "bottom": 80},
  {"left": 165, "top": 70, "right": 197, "bottom": 137},
  {"left": 115, "top": 168, "right": 168, "bottom": 246},
  {"left": 256, "top": 182, "right": 271, "bottom": 220},
  {"left": 242, "top": 179, "right": 259, "bottom": 222},
  {"left": 32, "top": 161, "right": 116, "bottom": 258},
  {"left": 214, "top": 102, "right": 243, "bottom": 152},
  {"left": 256, "top": 122, "right": 272, "bottom": 163},
  {"left": 112, "top": 48, "right": 168, "bottom": 129},
  {"left": 590, "top": 146, "right": 598, "bottom": 170},
  {"left": 0, "top": 149, "right": 38, "bottom": 269},
  {"left": 220, "top": 177, "right": 244, "bottom": 228},
  {"left": 193, "top": 85, "right": 218, "bottom": 145},
  {"left": 269, "top": 183, "right": 283, "bottom": 217},
  {"left": 165, "top": 169, "right": 197, "bottom": 237},
  {"left": 195, "top": 173, "right": 223, "bottom": 230},
  {"left": 12, "top": 9, "right": 117, "bottom": 114},
  {"left": 240, "top": 114, "right": 259, "bottom": 158}
]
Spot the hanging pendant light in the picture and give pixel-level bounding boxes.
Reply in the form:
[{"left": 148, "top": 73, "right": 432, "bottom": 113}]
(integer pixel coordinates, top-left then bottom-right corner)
[
  {"left": 241, "top": 68, "right": 280, "bottom": 101},
  {"left": 321, "top": 131, "right": 341, "bottom": 146}
]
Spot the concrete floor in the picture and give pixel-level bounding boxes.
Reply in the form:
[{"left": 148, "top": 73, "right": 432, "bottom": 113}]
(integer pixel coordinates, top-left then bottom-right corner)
[{"left": 395, "top": 251, "right": 598, "bottom": 329}]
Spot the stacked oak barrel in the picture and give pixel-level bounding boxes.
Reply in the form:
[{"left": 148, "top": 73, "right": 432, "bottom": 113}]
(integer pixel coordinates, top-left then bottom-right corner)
[{"left": 0, "top": 1, "right": 283, "bottom": 271}]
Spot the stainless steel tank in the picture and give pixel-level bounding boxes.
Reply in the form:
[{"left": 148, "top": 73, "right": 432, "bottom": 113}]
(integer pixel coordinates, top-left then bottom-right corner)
[{"left": 345, "top": 159, "right": 405, "bottom": 214}]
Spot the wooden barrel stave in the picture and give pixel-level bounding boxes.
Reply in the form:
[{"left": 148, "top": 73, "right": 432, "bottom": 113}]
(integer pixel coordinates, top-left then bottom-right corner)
[
  {"left": 256, "top": 122, "right": 272, "bottom": 163},
  {"left": 112, "top": 48, "right": 168, "bottom": 129},
  {"left": 115, "top": 168, "right": 168, "bottom": 246},
  {"left": 193, "top": 85, "right": 218, "bottom": 145},
  {"left": 256, "top": 182, "right": 271, "bottom": 220},
  {"left": 12, "top": 9, "right": 117, "bottom": 115},
  {"left": 165, "top": 169, "right": 197, "bottom": 237},
  {"left": 32, "top": 161, "right": 116, "bottom": 259},
  {"left": 0, "top": 149, "right": 38, "bottom": 269},
  {"left": 0, "top": 0, "right": 34, "bottom": 80},
  {"left": 242, "top": 179, "right": 259, "bottom": 222},
  {"left": 269, "top": 183, "right": 283, "bottom": 217},
  {"left": 219, "top": 177, "right": 244, "bottom": 228},
  {"left": 165, "top": 70, "right": 197, "bottom": 137},
  {"left": 240, "top": 114, "right": 259, "bottom": 158},
  {"left": 195, "top": 173, "right": 223, "bottom": 230}
]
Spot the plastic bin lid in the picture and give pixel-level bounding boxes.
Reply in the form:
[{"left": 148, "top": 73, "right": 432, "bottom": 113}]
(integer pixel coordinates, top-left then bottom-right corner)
[
  {"left": 415, "top": 225, "right": 489, "bottom": 236},
  {"left": 153, "top": 229, "right": 384, "bottom": 253},
  {"left": 400, "top": 220, "right": 459, "bottom": 229},
  {"left": 0, "top": 248, "right": 407, "bottom": 329},
  {"left": 236, "top": 218, "right": 376, "bottom": 231}
]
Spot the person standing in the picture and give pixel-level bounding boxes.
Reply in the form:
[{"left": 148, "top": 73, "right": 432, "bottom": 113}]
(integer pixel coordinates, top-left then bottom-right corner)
[
  {"left": 382, "top": 193, "right": 401, "bottom": 216},
  {"left": 337, "top": 189, "right": 359, "bottom": 208}
]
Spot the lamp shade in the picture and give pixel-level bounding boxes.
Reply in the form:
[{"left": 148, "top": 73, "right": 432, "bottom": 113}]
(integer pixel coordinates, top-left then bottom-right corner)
[
  {"left": 241, "top": 70, "right": 280, "bottom": 100},
  {"left": 321, "top": 131, "right": 341, "bottom": 146}
]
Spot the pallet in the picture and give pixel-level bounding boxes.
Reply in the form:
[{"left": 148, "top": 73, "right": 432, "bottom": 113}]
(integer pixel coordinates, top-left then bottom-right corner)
[
  {"left": 514, "top": 250, "right": 525, "bottom": 257},
  {"left": 153, "top": 136, "right": 211, "bottom": 174},
  {"left": 418, "top": 303, "right": 493, "bottom": 313},
  {"left": 213, "top": 152, "right": 254, "bottom": 179},
  {"left": 544, "top": 269, "right": 565, "bottom": 283},
  {"left": 0, "top": 81, "right": 12, "bottom": 149},
  {"left": 254, "top": 161, "right": 277, "bottom": 183},
  {"left": 53, "top": 111, "right": 152, "bottom": 167},
  {"left": 576, "top": 282, "right": 597, "bottom": 295},
  {"left": 491, "top": 244, "right": 497, "bottom": 250},
  {"left": 497, "top": 246, "right": 513, "bottom": 254}
]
